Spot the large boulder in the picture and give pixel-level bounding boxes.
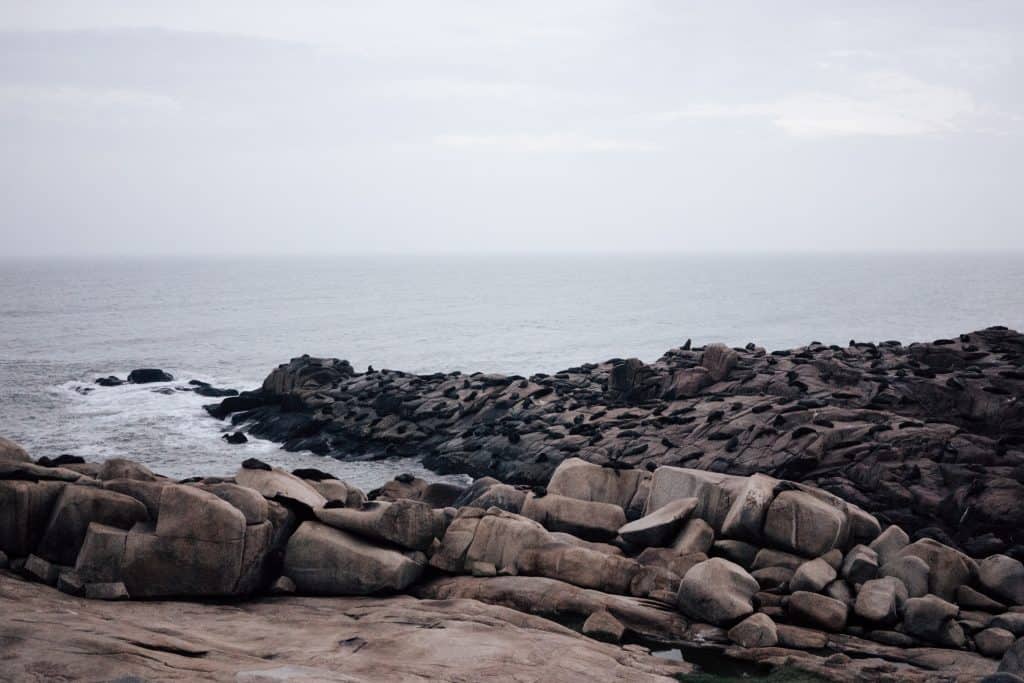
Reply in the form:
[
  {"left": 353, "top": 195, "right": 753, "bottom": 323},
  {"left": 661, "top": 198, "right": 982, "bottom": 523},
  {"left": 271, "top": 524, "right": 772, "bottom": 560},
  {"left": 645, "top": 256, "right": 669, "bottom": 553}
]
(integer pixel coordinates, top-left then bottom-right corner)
[
  {"left": 315, "top": 499, "right": 436, "bottom": 551},
  {"left": 676, "top": 558, "right": 758, "bottom": 626},
  {"left": 646, "top": 467, "right": 746, "bottom": 533},
  {"left": 196, "top": 482, "right": 269, "bottom": 525},
  {"left": 0, "top": 480, "right": 66, "bottom": 557},
  {"left": 720, "top": 474, "right": 777, "bottom": 543},
  {"left": 120, "top": 485, "right": 262, "bottom": 598},
  {"left": 880, "top": 555, "right": 930, "bottom": 598},
  {"left": 672, "top": 518, "right": 714, "bottom": 554},
  {"left": 546, "top": 458, "right": 646, "bottom": 511},
  {"left": 283, "top": 521, "right": 424, "bottom": 595},
  {"left": 97, "top": 459, "right": 158, "bottom": 482},
  {"left": 896, "top": 539, "right": 978, "bottom": 601},
  {"left": 903, "top": 595, "right": 966, "bottom": 649},
  {"left": 521, "top": 493, "right": 625, "bottom": 542},
  {"left": 101, "top": 480, "right": 170, "bottom": 519},
  {"left": 430, "top": 508, "right": 553, "bottom": 575},
  {"left": 854, "top": 577, "right": 908, "bottom": 624},
  {"left": 1000, "top": 637, "right": 1024, "bottom": 675},
  {"left": 516, "top": 543, "right": 640, "bottom": 595},
  {"left": 701, "top": 343, "right": 738, "bottom": 382},
  {"left": 727, "top": 613, "right": 778, "bottom": 648},
  {"left": 618, "top": 498, "right": 696, "bottom": 548},
  {"left": 841, "top": 544, "right": 879, "bottom": 585},
  {"left": 763, "top": 490, "right": 847, "bottom": 557},
  {"left": 790, "top": 557, "right": 837, "bottom": 593},
  {"left": 235, "top": 466, "right": 327, "bottom": 510},
  {"left": 979, "top": 555, "right": 1024, "bottom": 606},
  {"left": 0, "top": 436, "right": 30, "bottom": 463},
  {"left": 788, "top": 591, "right": 848, "bottom": 632},
  {"left": 35, "top": 485, "right": 148, "bottom": 566},
  {"left": 868, "top": 525, "right": 910, "bottom": 566},
  {"left": 661, "top": 367, "right": 712, "bottom": 399},
  {"left": 75, "top": 523, "right": 127, "bottom": 583},
  {"left": 977, "top": 628, "right": 1017, "bottom": 658}
]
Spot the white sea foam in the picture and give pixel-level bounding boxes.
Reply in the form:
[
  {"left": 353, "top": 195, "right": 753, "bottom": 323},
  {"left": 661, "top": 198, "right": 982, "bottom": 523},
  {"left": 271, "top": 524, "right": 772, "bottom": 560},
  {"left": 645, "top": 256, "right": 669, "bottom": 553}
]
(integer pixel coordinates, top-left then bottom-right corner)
[{"left": 49, "top": 374, "right": 469, "bottom": 489}]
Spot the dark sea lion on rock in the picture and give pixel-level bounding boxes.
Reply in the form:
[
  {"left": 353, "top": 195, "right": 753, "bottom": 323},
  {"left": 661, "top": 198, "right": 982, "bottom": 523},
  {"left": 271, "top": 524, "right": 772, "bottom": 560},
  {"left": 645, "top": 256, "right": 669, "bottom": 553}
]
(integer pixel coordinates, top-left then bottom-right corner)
[
  {"left": 242, "top": 458, "right": 272, "bottom": 471},
  {"left": 291, "top": 468, "right": 338, "bottom": 481}
]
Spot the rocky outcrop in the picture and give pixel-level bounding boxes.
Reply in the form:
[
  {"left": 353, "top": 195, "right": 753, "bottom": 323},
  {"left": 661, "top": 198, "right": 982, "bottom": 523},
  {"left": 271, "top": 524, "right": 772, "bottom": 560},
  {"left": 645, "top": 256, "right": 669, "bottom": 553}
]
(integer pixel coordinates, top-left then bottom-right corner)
[
  {"left": 2, "top": 434, "right": 1019, "bottom": 681},
  {"left": 206, "top": 328, "right": 1024, "bottom": 558}
]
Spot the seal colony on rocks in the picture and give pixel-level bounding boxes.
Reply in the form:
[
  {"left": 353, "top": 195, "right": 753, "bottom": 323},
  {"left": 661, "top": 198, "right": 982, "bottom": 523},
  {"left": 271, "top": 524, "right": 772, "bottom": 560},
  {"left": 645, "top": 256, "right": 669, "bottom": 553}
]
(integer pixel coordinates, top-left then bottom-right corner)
[
  {"left": 2, "top": 436, "right": 1024, "bottom": 681},
  {"left": 205, "top": 327, "right": 1024, "bottom": 559}
]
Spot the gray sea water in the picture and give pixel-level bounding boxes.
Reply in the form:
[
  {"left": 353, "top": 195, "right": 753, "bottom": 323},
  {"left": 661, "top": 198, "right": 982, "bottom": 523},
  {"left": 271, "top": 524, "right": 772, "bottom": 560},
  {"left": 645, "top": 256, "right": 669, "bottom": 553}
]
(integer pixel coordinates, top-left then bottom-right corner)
[{"left": 1, "top": 253, "right": 1021, "bottom": 486}]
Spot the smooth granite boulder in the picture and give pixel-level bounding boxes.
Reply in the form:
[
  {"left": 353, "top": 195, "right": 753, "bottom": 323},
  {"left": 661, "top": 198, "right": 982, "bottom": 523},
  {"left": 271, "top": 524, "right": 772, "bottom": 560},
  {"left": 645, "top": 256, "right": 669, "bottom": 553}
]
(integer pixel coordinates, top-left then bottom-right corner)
[
  {"left": 880, "top": 554, "right": 930, "bottom": 598},
  {"left": 120, "top": 485, "right": 260, "bottom": 598},
  {"left": 790, "top": 557, "right": 838, "bottom": 594},
  {"left": 979, "top": 555, "right": 1024, "bottom": 606},
  {"left": 676, "top": 558, "right": 758, "bottom": 626},
  {"left": 869, "top": 525, "right": 910, "bottom": 566},
  {"left": 430, "top": 508, "right": 553, "bottom": 574},
  {"left": 283, "top": 521, "right": 424, "bottom": 595},
  {"left": 516, "top": 543, "right": 640, "bottom": 595},
  {"left": 310, "top": 479, "right": 366, "bottom": 509},
  {"left": 728, "top": 612, "right": 778, "bottom": 648},
  {"left": 35, "top": 485, "right": 148, "bottom": 566},
  {"left": 97, "top": 459, "right": 159, "bottom": 482},
  {"left": 841, "top": 544, "right": 879, "bottom": 585},
  {"left": 101, "top": 480, "right": 170, "bottom": 519},
  {"left": 581, "top": 609, "right": 626, "bottom": 643},
  {"left": 897, "top": 539, "right": 978, "bottom": 601},
  {"left": 903, "top": 595, "right": 966, "bottom": 648},
  {"left": 315, "top": 499, "right": 436, "bottom": 550},
  {"left": 0, "top": 436, "right": 31, "bottom": 463},
  {"left": 546, "top": 457, "right": 646, "bottom": 510},
  {"left": 977, "top": 628, "right": 1017, "bottom": 658},
  {"left": 154, "top": 485, "right": 245, "bottom": 543},
  {"left": 854, "top": 577, "right": 908, "bottom": 624},
  {"left": 646, "top": 467, "right": 746, "bottom": 533},
  {"left": 0, "top": 480, "right": 66, "bottom": 557},
  {"left": 720, "top": 473, "right": 777, "bottom": 542},
  {"left": 763, "top": 490, "right": 847, "bottom": 557},
  {"left": 1000, "top": 637, "right": 1024, "bottom": 675},
  {"left": 456, "top": 480, "right": 527, "bottom": 514},
  {"left": 196, "top": 482, "right": 269, "bottom": 525},
  {"left": 618, "top": 498, "right": 696, "bottom": 547},
  {"left": 235, "top": 466, "right": 327, "bottom": 510},
  {"left": 702, "top": 343, "right": 738, "bottom": 382},
  {"left": 75, "top": 523, "right": 128, "bottom": 583},
  {"left": 672, "top": 517, "right": 714, "bottom": 554},
  {"left": 788, "top": 591, "right": 848, "bottom": 632},
  {"left": 521, "top": 492, "right": 625, "bottom": 542}
]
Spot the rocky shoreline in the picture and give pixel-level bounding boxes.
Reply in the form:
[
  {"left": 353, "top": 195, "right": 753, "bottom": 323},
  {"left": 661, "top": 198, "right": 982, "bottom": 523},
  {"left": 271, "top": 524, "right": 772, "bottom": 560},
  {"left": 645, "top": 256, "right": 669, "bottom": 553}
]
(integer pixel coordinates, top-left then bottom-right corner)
[
  {"left": 3, "top": 428, "right": 1024, "bottom": 681},
  {"left": 205, "top": 327, "right": 1024, "bottom": 559}
]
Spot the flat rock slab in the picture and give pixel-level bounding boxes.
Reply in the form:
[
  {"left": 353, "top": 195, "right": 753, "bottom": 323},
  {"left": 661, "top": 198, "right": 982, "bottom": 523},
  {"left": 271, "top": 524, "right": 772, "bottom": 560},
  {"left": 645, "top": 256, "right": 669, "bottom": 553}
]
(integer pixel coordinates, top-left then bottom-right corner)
[{"left": 0, "top": 573, "right": 690, "bottom": 682}]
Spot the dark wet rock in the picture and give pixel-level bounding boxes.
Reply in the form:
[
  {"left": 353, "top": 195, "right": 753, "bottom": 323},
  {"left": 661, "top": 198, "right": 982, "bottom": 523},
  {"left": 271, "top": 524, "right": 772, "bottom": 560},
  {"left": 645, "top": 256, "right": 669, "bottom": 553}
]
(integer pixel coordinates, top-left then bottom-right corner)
[
  {"left": 127, "top": 369, "right": 173, "bottom": 384},
  {"left": 94, "top": 376, "right": 124, "bottom": 387},
  {"left": 222, "top": 432, "right": 248, "bottom": 444},
  {"left": 36, "top": 454, "right": 86, "bottom": 467},
  {"left": 206, "top": 328, "right": 1024, "bottom": 554},
  {"left": 188, "top": 380, "right": 239, "bottom": 398}
]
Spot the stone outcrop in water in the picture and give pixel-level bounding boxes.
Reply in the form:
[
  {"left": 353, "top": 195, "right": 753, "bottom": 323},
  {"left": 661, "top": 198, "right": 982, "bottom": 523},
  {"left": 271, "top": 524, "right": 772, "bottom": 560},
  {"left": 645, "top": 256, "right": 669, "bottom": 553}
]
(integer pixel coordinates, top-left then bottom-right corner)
[
  {"left": 4, "top": 437, "right": 1024, "bottom": 681},
  {"left": 206, "top": 326, "right": 1024, "bottom": 559}
]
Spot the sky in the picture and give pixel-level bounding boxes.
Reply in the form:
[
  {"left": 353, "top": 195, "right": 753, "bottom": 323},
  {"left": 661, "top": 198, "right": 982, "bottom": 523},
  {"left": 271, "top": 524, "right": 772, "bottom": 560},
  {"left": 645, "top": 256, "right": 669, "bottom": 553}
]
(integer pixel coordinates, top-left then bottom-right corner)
[{"left": 1, "top": 1, "right": 1023, "bottom": 256}]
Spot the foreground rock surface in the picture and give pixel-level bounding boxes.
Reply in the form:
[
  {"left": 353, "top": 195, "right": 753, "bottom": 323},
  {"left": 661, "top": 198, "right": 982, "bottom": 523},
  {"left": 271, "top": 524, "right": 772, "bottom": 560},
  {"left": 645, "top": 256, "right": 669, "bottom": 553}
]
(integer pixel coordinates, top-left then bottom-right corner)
[{"left": 0, "top": 574, "right": 688, "bottom": 682}]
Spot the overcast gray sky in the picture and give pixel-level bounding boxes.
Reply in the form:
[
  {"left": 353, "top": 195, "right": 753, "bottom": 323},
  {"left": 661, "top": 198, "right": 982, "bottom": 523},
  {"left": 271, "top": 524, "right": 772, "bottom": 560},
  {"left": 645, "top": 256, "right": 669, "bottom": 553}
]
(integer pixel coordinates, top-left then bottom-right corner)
[{"left": 2, "top": 1, "right": 1023, "bottom": 256}]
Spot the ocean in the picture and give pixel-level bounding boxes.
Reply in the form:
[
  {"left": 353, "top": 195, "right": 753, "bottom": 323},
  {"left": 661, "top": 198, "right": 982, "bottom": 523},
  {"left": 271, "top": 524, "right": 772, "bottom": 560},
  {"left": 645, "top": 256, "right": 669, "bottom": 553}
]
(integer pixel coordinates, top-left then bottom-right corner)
[{"left": 1, "top": 252, "right": 1021, "bottom": 487}]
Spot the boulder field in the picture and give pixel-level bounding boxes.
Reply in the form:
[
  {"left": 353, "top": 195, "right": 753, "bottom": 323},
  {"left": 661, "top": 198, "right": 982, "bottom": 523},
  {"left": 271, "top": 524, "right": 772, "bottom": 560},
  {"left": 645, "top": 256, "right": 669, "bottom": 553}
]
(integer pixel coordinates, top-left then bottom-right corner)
[
  {"left": 3, "top": 438, "right": 1024, "bottom": 681},
  {"left": 203, "top": 327, "right": 1024, "bottom": 559}
]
